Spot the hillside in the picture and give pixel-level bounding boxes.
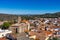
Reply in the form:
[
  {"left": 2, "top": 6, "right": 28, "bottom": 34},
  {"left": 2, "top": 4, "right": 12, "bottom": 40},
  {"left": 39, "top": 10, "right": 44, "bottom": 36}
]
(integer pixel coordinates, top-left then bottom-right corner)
[
  {"left": 40, "top": 12, "right": 60, "bottom": 18},
  {"left": 21, "top": 12, "right": 60, "bottom": 20},
  {"left": 0, "top": 12, "right": 60, "bottom": 21},
  {"left": 0, "top": 13, "right": 18, "bottom": 21}
]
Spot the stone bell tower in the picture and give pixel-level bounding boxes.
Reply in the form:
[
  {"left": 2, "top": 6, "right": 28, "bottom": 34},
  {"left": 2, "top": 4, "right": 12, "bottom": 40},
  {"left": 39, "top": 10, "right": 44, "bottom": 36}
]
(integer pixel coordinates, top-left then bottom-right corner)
[{"left": 18, "top": 16, "right": 21, "bottom": 24}]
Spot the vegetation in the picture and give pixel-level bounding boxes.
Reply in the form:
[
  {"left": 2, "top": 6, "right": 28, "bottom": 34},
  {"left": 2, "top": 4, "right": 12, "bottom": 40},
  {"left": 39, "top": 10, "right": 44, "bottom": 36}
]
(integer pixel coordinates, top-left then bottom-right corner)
[
  {"left": 1, "top": 22, "right": 11, "bottom": 29},
  {"left": 0, "top": 13, "right": 18, "bottom": 21},
  {"left": 48, "top": 37, "right": 60, "bottom": 40},
  {"left": 21, "top": 12, "right": 60, "bottom": 20},
  {"left": 0, "top": 12, "right": 60, "bottom": 21}
]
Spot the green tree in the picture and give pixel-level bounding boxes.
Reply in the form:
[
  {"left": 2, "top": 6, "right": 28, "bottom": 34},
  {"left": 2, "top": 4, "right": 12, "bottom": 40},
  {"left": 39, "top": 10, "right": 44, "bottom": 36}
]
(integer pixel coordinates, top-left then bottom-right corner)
[
  {"left": 1, "top": 22, "right": 10, "bottom": 29},
  {"left": 53, "top": 37, "right": 58, "bottom": 40},
  {"left": 48, "top": 37, "right": 60, "bottom": 40}
]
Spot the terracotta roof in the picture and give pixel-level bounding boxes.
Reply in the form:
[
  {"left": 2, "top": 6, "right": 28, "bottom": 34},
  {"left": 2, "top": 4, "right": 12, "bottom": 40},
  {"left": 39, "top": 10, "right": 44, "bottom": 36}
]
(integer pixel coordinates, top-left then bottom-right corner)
[
  {"left": 0, "top": 37, "right": 6, "bottom": 40},
  {"left": 22, "top": 20, "right": 29, "bottom": 23},
  {"left": 50, "top": 26, "right": 60, "bottom": 28},
  {"left": 35, "top": 31, "right": 46, "bottom": 40},
  {"left": 44, "top": 31, "right": 53, "bottom": 36},
  {"left": 29, "top": 31, "right": 36, "bottom": 36}
]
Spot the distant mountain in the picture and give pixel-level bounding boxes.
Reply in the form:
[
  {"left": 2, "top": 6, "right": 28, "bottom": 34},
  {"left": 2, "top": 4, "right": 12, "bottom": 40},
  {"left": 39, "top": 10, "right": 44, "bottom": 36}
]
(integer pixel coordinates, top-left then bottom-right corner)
[
  {"left": 0, "top": 12, "right": 60, "bottom": 21},
  {"left": 40, "top": 12, "right": 60, "bottom": 18},
  {"left": 20, "top": 12, "right": 60, "bottom": 20}
]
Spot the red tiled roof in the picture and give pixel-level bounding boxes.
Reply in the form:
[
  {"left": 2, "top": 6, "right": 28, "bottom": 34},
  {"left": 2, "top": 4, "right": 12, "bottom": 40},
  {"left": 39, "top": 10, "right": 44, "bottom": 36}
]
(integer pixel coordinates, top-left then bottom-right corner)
[
  {"left": 44, "top": 31, "right": 53, "bottom": 36},
  {"left": 0, "top": 37, "right": 6, "bottom": 40},
  {"left": 29, "top": 31, "right": 36, "bottom": 36}
]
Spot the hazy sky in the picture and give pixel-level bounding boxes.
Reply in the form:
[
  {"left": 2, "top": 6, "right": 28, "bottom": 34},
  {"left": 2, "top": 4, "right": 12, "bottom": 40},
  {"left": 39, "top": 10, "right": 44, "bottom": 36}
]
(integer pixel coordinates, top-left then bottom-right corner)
[{"left": 0, "top": 0, "right": 60, "bottom": 15}]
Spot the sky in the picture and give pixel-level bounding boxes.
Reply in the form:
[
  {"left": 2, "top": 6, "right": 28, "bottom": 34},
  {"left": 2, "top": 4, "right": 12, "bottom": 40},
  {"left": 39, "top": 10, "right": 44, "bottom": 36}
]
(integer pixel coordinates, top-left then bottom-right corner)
[{"left": 0, "top": 0, "right": 60, "bottom": 15}]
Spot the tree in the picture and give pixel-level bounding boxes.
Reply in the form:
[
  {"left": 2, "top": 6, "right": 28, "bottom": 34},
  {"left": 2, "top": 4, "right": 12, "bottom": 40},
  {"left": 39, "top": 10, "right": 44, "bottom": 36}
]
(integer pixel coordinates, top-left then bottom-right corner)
[
  {"left": 1, "top": 22, "right": 10, "bottom": 29},
  {"left": 48, "top": 37, "right": 60, "bottom": 40},
  {"left": 52, "top": 37, "right": 60, "bottom": 40}
]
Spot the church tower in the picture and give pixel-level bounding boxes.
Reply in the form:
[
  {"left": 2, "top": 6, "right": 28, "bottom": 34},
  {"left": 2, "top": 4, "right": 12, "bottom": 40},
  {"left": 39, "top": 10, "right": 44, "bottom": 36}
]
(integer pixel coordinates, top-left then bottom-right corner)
[{"left": 18, "top": 16, "right": 21, "bottom": 24}]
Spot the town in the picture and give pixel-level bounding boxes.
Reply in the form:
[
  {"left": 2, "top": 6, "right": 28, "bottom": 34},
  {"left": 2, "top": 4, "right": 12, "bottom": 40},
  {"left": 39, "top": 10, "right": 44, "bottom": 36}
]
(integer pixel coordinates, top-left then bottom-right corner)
[
  {"left": 0, "top": 16, "right": 60, "bottom": 40},
  {"left": 0, "top": 0, "right": 60, "bottom": 40}
]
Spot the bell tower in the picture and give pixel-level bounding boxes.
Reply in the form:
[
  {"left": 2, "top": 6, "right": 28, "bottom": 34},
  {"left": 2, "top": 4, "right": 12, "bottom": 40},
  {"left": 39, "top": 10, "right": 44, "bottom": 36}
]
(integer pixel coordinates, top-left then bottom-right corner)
[{"left": 18, "top": 16, "right": 21, "bottom": 24}]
